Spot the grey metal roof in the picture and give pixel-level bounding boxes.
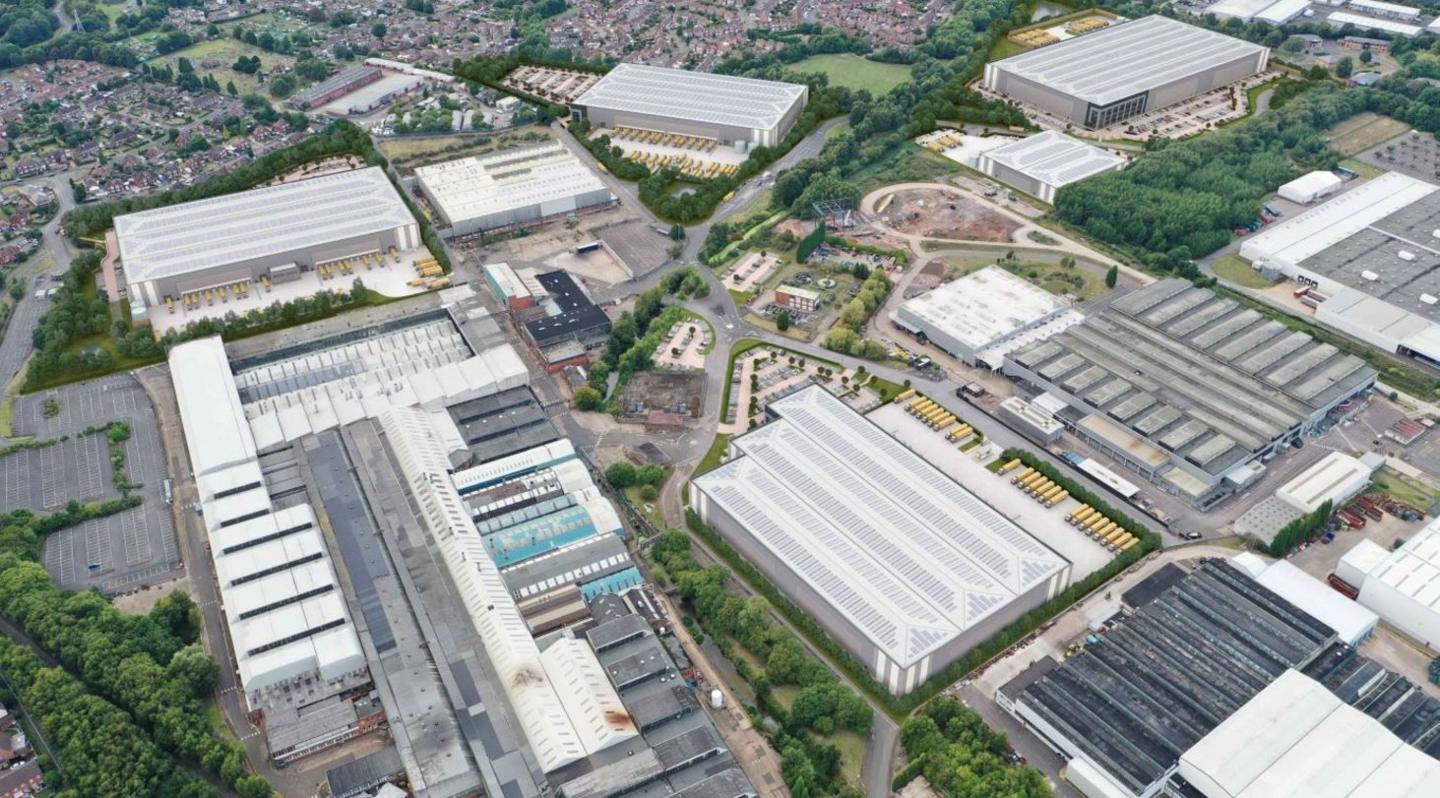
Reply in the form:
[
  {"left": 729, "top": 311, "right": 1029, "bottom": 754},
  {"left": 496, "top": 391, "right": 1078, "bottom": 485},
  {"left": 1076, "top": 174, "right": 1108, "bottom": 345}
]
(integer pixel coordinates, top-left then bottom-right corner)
[
  {"left": 983, "top": 131, "right": 1127, "bottom": 188},
  {"left": 1016, "top": 560, "right": 1336, "bottom": 793},
  {"left": 115, "top": 167, "right": 415, "bottom": 285},
  {"left": 990, "top": 15, "right": 1267, "bottom": 106},
  {"left": 573, "top": 63, "right": 807, "bottom": 133},
  {"left": 691, "top": 386, "right": 1067, "bottom": 668},
  {"left": 1006, "top": 279, "right": 1376, "bottom": 476}
]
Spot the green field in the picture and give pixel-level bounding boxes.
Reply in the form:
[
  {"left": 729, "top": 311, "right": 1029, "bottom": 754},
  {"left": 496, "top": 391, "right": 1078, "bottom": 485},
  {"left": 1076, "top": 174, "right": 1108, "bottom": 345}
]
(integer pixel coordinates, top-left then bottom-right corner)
[
  {"left": 1212, "top": 254, "right": 1274, "bottom": 289},
  {"left": 150, "top": 38, "right": 297, "bottom": 96},
  {"left": 791, "top": 54, "right": 912, "bottom": 94}
]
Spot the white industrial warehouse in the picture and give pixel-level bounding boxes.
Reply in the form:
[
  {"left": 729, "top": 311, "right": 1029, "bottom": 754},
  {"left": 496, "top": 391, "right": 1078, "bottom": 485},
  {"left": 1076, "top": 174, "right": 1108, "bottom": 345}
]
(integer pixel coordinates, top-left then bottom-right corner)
[
  {"left": 1277, "top": 170, "right": 1344, "bottom": 204},
  {"left": 891, "top": 265, "right": 1084, "bottom": 368},
  {"left": 380, "top": 407, "right": 637, "bottom": 772},
  {"left": 231, "top": 310, "right": 528, "bottom": 449},
  {"left": 1207, "top": 0, "right": 1310, "bottom": 24},
  {"left": 1346, "top": 516, "right": 1440, "bottom": 652},
  {"left": 689, "top": 386, "right": 1071, "bottom": 695},
  {"left": 415, "top": 142, "right": 615, "bottom": 236},
  {"left": 572, "top": 63, "right": 808, "bottom": 148},
  {"left": 1177, "top": 669, "right": 1440, "bottom": 798},
  {"left": 115, "top": 167, "right": 420, "bottom": 313},
  {"left": 1229, "top": 555, "right": 1379, "bottom": 646},
  {"left": 1275, "top": 451, "right": 1374, "bottom": 513},
  {"left": 977, "top": 131, "right": 1127, "bottom": 203},
  {"left": 1239, "top": 171, "right": 1440, "bottom": 364},
  {"left": 983, "top": 15, "right": 1269, "bottom": 128},
  {"left": 169, "top": 337, "right": 368, "bottom": 709}
]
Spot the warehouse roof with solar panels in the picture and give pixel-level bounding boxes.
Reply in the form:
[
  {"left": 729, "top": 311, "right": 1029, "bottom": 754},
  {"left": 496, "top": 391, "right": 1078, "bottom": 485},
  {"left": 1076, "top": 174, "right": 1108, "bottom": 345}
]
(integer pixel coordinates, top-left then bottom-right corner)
[{"left": 690, "top": 385, "right": 1070, "bottom": 692}]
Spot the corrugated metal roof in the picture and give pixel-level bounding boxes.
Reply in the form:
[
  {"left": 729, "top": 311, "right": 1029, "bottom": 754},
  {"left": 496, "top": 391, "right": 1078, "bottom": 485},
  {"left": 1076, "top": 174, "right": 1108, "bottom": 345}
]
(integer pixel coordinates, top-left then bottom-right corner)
[
  {"left": 982, "top": 131, "right": 1127, "bottom": 189},
  {"left": 989, "top": 16, "right": 1266, "bottom": 106},
  {"left": 115, "top": 167, "right": 415, "bottom": 284},
  {"left": 574, "top": 63, "right": 806, "bottom": 132}
]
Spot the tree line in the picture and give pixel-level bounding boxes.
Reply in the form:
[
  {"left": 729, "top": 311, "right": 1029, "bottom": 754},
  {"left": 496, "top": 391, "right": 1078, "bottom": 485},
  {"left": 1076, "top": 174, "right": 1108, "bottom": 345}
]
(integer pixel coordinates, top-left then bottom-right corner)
[
  {"left": 896, "top": 700, "right": 1051, "bottom": 797},
  {"left": 651, "top": 531, "right": 871, "bottom": 798},
  {"left": 0, "top": 557, "right": 271, "bottom": 797},
  {"left": 0, "top": 634, "right": 220, "bottom": 797}
]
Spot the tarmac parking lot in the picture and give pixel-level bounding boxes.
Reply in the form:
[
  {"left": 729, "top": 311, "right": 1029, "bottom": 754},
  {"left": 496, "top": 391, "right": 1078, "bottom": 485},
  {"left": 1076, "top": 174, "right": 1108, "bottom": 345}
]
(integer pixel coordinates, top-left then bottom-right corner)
[
  {"left": 13, "top": 375, "right": 182, "bottom": 594},
  {"left": 0, "top": 433, "right": 111, "bottom": 512}
]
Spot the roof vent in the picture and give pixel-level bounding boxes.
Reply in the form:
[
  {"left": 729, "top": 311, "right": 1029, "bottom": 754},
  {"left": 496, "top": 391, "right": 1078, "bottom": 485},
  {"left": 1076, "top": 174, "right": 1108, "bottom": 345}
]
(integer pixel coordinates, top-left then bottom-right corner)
[
  {"left": 1399, "top": 250, "right": 1417, "bottom": 262},
  {"left": 1422, "top": 294, "right": 1437, "bottom": 305},
  {"left": 1361, "top": 270, "right": 1379, "bottom": 281}
]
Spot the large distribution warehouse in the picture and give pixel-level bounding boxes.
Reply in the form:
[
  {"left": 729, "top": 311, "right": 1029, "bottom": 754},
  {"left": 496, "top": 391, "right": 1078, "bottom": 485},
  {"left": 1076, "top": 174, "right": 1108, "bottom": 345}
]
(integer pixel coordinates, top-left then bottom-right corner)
[
  {"left": 690, "top": 385, "right": 1071, "bottom": 695},
  {"left": 115, "top": 167, "right": 420, "bottom": 312},
  {"left": 415, "top": 142, "right": 615, "bottom": 236},
  {"left": 571, "top": 63, "right": 809, "bottom": 148},
  {"left": 983, "top": 15, "right": 1269, "bottom": 128},
  {"left": 1003, "top": 279, "right": 1376, "bottom": 508},
  {"left": 1239, "top": 171, "right": 1440, "bottom": 365}
]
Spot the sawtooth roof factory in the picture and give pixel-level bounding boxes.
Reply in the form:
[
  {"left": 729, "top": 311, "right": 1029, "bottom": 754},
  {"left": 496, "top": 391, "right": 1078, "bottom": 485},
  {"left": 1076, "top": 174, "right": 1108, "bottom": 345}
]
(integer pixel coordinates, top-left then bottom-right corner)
[
  {"left": 983, "top": 15, "right": 1269, "bottom": 128},
  {"left": 170, "top": 337, "right": 378, "bottom": 764},
  {"left": 114, "top": 167, "right": 420, "bottom": 314},
  {"left": 572, "top": 63, "right": 808, "bottom": 148},
  {"left": 415, "top": 142, "right": 615, "bottom": 237},
  {"left": 891, "top": 265, "right": 1084, "bottom": 368},
  {"left": 1238, "top": 171, "right": 1440, "bottom": 366},
  {"left": 977, "top": 131, "right": 1127, "bottom": 203},
  {"left": 689, "top": 386, "right": 1071, "bottom": 695},
  {"left": 1003, "top": 279, "right": 1376, "bottom": 509},
  {"left": 1001, "top": 557, "right": 1440, "bottom": 798}
]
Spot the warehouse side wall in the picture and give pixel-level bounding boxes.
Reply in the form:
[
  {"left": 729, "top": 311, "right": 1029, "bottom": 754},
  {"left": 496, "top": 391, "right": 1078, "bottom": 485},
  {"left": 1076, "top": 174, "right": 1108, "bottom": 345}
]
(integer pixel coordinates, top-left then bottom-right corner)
[{"left": 134, "top": 225, "right": 414, "bottom": 305}]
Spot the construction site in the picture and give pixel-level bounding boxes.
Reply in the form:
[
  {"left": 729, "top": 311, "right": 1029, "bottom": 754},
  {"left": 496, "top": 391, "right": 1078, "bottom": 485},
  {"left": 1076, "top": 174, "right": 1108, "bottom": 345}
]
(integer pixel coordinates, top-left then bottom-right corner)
[{"left": 873, "top": 186, "right": 1023, "bottom": 242}]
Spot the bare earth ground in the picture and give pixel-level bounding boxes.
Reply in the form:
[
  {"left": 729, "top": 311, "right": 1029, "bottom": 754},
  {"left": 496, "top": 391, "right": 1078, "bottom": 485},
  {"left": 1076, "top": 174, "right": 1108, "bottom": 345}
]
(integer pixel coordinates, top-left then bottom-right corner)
[{"left": 879, "top": 188, "right": 1021, "bottom": 242}]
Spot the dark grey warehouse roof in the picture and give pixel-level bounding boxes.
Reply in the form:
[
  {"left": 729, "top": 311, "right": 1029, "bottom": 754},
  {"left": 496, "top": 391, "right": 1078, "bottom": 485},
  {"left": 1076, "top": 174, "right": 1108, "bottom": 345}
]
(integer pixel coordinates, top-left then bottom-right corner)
[
  {"left": 989, "top": 15, "right": 1267, "bottom": 106},
  {"left": 1007, "top": 279, "right": 1375, "bottom": 476},
  {"left": 1016, "top": 559, "right": 1336, "bottom": 793},
  {"left": 524, "top": 271, "right": 612, "bottom": 348}
]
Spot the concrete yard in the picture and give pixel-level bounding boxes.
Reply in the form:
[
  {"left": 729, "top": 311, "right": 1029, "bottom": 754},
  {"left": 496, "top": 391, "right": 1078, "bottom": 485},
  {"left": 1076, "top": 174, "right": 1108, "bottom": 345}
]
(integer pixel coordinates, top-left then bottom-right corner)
[
  {"left": 869, "top": 403, "right": 1114, "bottom": 581},
  {"left": 13, "top": 374, "right": 182, "bottom": 594},
  {"left": 148, "top": 247, "right": 434, "bottom": 336}
]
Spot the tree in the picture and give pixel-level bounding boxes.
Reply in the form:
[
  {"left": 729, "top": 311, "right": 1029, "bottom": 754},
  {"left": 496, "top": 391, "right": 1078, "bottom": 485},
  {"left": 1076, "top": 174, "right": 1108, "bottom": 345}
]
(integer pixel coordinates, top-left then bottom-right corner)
[
  {"left": 268, "top": 73, "right": 297, "bottom": 99},
  {"left": 605, "top": 461, "right": 638, "bottom": 488},
  {"left": 668, "top": 224, "right": 685, "bottom": 241},
  {"left": 574, "top": 385, "right": 603, "bottom": 411},
  {"left": 776, "top": 309, "right": 792, "bottom": 331},
  {"left": 638, "top": 484, "right": 659, "bottom": 501},
  {"left": 371, "top": 22, "right": 387, "bottom": 38},
  {"left": 1359, "top": 50, "right": 1373, "bottom": 64},
  {"left": 1104, "top": 264, "right": 1118, "bottom": 289},
  {"left": 165, "top": 644, "right": 219, "bottom": 698},
  {"left": 637, "top": 464, "right": 665, "bottom": 487},
  {"left": 1336, "top": 57, "right": 1354, "bottom": 79}
]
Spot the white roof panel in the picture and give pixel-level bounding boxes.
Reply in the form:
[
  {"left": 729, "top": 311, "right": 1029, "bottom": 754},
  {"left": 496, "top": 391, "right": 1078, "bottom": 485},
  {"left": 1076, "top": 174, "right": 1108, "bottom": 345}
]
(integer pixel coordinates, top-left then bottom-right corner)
[
  {"left": 1179, "top": 670, "right": 1439, "bottom": 798},
  {"left": 115, "top": 167, "right": 414, "bottom": 284},
  {"left": 170, "top": 337, "right": 255, "bottom": 475},
  {"left": 983, "top": 131, "right": 1127, "bottom": 189},
  {"left": 416, "top": 143, "right": 611, "bottom": 227},
  {"left": 893, "top": 265, "right": 1071, "bottom": 352},
  {"left": 574, "top": 63, "right": 807, "bottom": 132},
  {"left": 692, "top": 386, "right": 1068, "bottom": 667},
  {"left": 1255, "top": 560, "right": 1377, "bottom": 645},
  {"left": 990, "top": 16, "right": 1266, "bottom": 106}
]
